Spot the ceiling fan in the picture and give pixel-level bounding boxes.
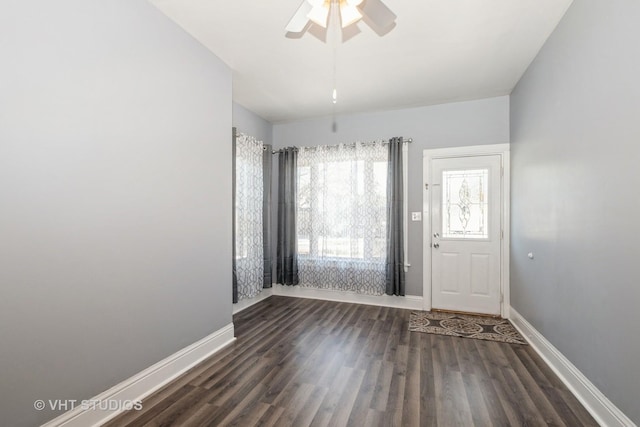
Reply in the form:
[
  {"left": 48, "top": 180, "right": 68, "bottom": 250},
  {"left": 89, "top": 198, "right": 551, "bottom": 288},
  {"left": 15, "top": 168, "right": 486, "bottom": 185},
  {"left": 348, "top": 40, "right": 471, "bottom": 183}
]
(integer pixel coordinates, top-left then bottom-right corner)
[{"left": 285, "top": 0, "right": 397, "bottom": 35}]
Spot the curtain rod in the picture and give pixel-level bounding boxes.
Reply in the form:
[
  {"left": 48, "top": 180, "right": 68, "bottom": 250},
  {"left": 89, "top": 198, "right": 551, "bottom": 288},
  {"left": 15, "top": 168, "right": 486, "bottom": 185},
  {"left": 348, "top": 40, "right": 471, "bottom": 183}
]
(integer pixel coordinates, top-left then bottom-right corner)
[
  {"left": 235, "top": 132, "right": 269, "bottom": 151},
  {"left": 236, "top": 131, "right": 413, "bottom": 154},
  {"left": 271, "top": 137, "right": 412, "bottom": 154}
]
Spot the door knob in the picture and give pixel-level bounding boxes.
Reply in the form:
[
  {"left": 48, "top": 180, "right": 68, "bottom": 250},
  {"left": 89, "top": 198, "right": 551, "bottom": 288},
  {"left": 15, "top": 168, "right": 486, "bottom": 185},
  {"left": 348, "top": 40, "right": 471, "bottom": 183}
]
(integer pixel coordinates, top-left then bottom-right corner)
[
  {"left": 433, "top": 232, "right": 440, "bottom": 238},
  {"left": 433, "top": 243, "right": 440, "bottom": 249}
]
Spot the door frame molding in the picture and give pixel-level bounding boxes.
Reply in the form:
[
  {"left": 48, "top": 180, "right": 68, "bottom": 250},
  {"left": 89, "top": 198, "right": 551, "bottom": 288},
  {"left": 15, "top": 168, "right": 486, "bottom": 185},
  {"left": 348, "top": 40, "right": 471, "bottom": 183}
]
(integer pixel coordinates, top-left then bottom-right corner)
[{"left": 422, "top": 144, "right": 511, "bottom": 318}]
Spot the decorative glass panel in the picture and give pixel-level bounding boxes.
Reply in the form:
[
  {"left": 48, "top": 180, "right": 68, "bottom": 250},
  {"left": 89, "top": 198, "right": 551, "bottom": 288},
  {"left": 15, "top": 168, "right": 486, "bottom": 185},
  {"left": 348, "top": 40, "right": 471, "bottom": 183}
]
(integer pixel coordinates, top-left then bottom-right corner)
[{"left": 442, "top": 169, "right": 489, "bottom": 239}]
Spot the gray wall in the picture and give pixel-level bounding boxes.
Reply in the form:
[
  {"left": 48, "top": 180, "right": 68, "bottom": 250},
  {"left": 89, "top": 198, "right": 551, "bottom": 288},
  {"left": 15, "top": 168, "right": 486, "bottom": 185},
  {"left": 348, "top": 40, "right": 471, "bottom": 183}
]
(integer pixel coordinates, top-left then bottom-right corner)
[
  {"left": 274, "top": 97, "right": 510, "bottom": 296},
  {"left": 0, "top": 1, "right": 232, "bottom": 426},
  {"left": 510, "top": 0, "right": 640, "bottom": 422},
  {"left": 233, "top": 102, "right": 273, "bottom": 145}
]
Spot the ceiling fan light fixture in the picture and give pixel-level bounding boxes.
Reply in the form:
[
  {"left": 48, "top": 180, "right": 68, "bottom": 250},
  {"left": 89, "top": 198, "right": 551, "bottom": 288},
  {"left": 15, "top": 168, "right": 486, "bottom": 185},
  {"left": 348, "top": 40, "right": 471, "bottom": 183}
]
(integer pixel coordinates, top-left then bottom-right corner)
[
  {"left": 307, "top": 3, "right": 330, "bottom": 28},
  {"left": 339, "top": 4, "right": 362, "bottom": 28},
  {"left": 286, "top": 0, "right": 395, "bottom": 36}
]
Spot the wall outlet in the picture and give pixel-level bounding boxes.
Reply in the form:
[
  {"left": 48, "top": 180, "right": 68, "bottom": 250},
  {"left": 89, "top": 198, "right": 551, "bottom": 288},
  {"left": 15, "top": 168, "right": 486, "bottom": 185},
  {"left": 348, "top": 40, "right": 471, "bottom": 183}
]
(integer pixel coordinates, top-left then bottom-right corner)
[{"left": 411, "top": 212, "right": 422, "bottom": 221}]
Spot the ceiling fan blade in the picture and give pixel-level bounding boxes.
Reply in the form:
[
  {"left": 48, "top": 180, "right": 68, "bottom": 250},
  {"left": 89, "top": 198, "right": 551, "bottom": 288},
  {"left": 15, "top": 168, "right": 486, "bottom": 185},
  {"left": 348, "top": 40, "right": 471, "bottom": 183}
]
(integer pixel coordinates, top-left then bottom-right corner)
[
  {"left": 285, "top": 1, "right": 314, "bottom": 33},
  {"left": 359, "top": 0, "right": 396, "bottom": 30}
]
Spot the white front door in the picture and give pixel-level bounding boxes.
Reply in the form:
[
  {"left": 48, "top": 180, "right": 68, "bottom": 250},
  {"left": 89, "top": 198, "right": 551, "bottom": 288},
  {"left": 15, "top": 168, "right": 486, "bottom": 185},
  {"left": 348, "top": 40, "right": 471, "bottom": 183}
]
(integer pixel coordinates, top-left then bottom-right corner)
[{"left": 430, "top": 155, "right": 502, "bottom": 315}]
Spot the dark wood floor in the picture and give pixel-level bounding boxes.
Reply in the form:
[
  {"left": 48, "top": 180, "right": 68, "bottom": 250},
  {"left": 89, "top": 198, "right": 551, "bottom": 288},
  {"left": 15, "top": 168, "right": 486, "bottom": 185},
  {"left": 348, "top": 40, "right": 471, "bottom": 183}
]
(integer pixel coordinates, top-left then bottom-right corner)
[{"left": 106, "top": 296, "right": 597, "bottom": 427}]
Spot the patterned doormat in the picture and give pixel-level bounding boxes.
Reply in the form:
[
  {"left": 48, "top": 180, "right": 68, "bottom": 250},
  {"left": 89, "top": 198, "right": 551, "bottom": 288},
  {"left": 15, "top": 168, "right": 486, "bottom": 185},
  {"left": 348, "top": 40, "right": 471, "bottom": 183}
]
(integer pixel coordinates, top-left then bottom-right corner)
[{"left": 409, "top": 311, "right": 527, "bottom": 345}]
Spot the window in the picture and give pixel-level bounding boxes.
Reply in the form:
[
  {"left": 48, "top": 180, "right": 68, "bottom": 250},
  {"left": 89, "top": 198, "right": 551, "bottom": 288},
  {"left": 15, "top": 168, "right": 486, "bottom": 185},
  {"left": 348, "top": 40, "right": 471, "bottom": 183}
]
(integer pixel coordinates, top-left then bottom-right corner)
[
  {"left": 296, "top": 142, "right": 388, "bottom": 294},
  {"left": 297, "top": 146, "right": 387, "bottom": 259}
]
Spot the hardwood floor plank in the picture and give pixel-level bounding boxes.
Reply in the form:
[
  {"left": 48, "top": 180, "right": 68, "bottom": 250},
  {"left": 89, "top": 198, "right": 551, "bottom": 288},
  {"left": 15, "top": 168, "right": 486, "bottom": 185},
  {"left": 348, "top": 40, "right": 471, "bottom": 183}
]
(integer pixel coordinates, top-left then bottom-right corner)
[
  {"left": 144, "top": 386, "right": 210, "bottom": 427},
  {"left": 401, "top": 331, "right": 421, "bottom": 426},
  {"left": 459, "top": 338, "right": 511, "bottom": 425},
  {"left": 106, "top": 296, "right": 597, "bottom": 427},
  {"left": 381, "top": 314, "right": 403, "bottom": 362},
  {"left": 214, "top": 383, "right": 270, "bottom": 426},
  {"left": 474, "top": 339, "right": 536, "bottom": 425},
  {"left": 514, "top": 346, "right": 599, "bottom": 426},
  {"left": 460, "top": 373, "right": 494, "bottom": 427},
  {"left": 346, "top": 359, "right": 382, "bottom": 425},
  {"left": 200, "top": 353, "right": 272, "bottom": 405},
  {"left": 380, "top": 345, "right": 407, "bottom": 427},
  {"left": 326, "top": 367, "right": 366, "bottom": 426},
  {"left": 273, "top": 382, "right": 315, "bottom": 425},
  {"left": 289, "top": 385, "right": 328, "bottom": 427},
  {"left": 104, "top": 384, "right": 194, "bottom": 427},
  {"left": 363, "top": 409, "right": 389, "bottom": 427},
  {"left": 218, "top": 402, "right": 271, "bottom": 427},
  {"left": 500, "top": 344, "right": 569, "bottom": 426},
  {"left": 370, "top": 360, "right": 394, "bottom": 411},
  {"left": 418, "top": 335, "right": 437, "bottom": 427},
  {"left": 501, "top": 366, "right": 549, "bottom": 426},
  {"left": 170, "top": 403, "right": 220, "bottom": 427},
  {"left": 252, "top": 404, "right": 285, "bottom": 427},
  {"left": 308, "top": 366, "right": 354, "bottom": 427}
]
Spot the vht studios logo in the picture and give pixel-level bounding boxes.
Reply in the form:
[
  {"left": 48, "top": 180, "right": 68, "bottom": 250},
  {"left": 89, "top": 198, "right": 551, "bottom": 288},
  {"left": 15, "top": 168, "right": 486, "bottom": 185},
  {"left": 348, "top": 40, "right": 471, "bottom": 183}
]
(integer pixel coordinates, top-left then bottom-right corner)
[{"left": 34, "top": 399, "right": 143, "bottom": 411}]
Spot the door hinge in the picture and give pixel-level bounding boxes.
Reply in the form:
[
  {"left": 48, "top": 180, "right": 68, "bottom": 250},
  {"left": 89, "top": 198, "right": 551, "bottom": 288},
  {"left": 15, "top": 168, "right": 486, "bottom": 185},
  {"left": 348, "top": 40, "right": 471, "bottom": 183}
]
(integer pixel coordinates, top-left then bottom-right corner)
[
  {"left": 425, "top": 183, "right": 429, "bottom": 190},
  {"left": 501, "top": 166, "right": 504, "bottom": 177},
  {"left": 501, "top": 229, "right": 504, "bottom": 240}
]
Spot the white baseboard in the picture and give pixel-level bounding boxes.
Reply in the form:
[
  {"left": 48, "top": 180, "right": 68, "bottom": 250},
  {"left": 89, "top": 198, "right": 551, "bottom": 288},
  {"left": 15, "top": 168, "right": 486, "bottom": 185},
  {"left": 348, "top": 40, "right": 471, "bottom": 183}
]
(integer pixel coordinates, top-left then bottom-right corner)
[
  {"left": 233, "top": 288, "right": 274, "bottom": 314},
  {"left": 42, "top": 323, "right": 235, "bottom": 427},
  {"left": 510, "top": 308, "right": 635, "bottom": 427},
  {"left": 271, "top": 284, "right": 423, "bottom": 310}
]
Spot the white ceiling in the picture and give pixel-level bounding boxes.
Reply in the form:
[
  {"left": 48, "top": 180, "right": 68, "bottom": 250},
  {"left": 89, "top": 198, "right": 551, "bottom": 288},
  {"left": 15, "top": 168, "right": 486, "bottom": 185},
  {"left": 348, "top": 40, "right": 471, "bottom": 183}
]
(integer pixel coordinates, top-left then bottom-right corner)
[{"left": 150, "top": 0, "right": 573, "bottom": 123}]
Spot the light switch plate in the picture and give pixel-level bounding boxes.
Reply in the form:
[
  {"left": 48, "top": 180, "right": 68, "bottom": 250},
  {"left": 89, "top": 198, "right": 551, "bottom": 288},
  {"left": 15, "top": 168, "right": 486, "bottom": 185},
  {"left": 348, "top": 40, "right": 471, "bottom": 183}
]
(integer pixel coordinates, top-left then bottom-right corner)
[{"left": 411, "top": 212, "right": 422, "bottom": 221}]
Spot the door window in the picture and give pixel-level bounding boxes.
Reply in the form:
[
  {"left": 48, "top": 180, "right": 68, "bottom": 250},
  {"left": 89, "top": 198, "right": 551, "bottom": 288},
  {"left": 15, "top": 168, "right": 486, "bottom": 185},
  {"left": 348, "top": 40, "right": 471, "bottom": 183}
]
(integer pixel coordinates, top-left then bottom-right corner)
[{"left": 441, "top": 169, "right": 489, "bottom": 239}]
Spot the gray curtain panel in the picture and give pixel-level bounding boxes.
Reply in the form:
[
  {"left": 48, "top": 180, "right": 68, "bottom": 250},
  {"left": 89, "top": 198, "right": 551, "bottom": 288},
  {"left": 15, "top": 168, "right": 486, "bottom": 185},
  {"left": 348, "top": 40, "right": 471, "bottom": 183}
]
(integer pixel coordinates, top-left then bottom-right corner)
[
  {"left": 231, "top": 128, "right": 238, "bottom": 303},
  {"left": 262, "top": 144, "right": 273, "bottom": 288},
  {"left": 385, "top": 137, "right": 406, "bottom": 296},
  {"left": 277, "top": 147, "right": 299, "bottom": 286}
]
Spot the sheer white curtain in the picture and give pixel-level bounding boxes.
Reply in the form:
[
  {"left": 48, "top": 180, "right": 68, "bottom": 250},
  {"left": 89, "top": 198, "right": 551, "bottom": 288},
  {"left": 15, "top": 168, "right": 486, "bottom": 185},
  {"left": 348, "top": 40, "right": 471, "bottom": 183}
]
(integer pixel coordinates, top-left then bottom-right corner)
[
  {"left": 297, "top": 142, "right": 388, "bottom": 295},
  {"left": 235, "top": 133, "right": 264, "bottom": 300}
]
